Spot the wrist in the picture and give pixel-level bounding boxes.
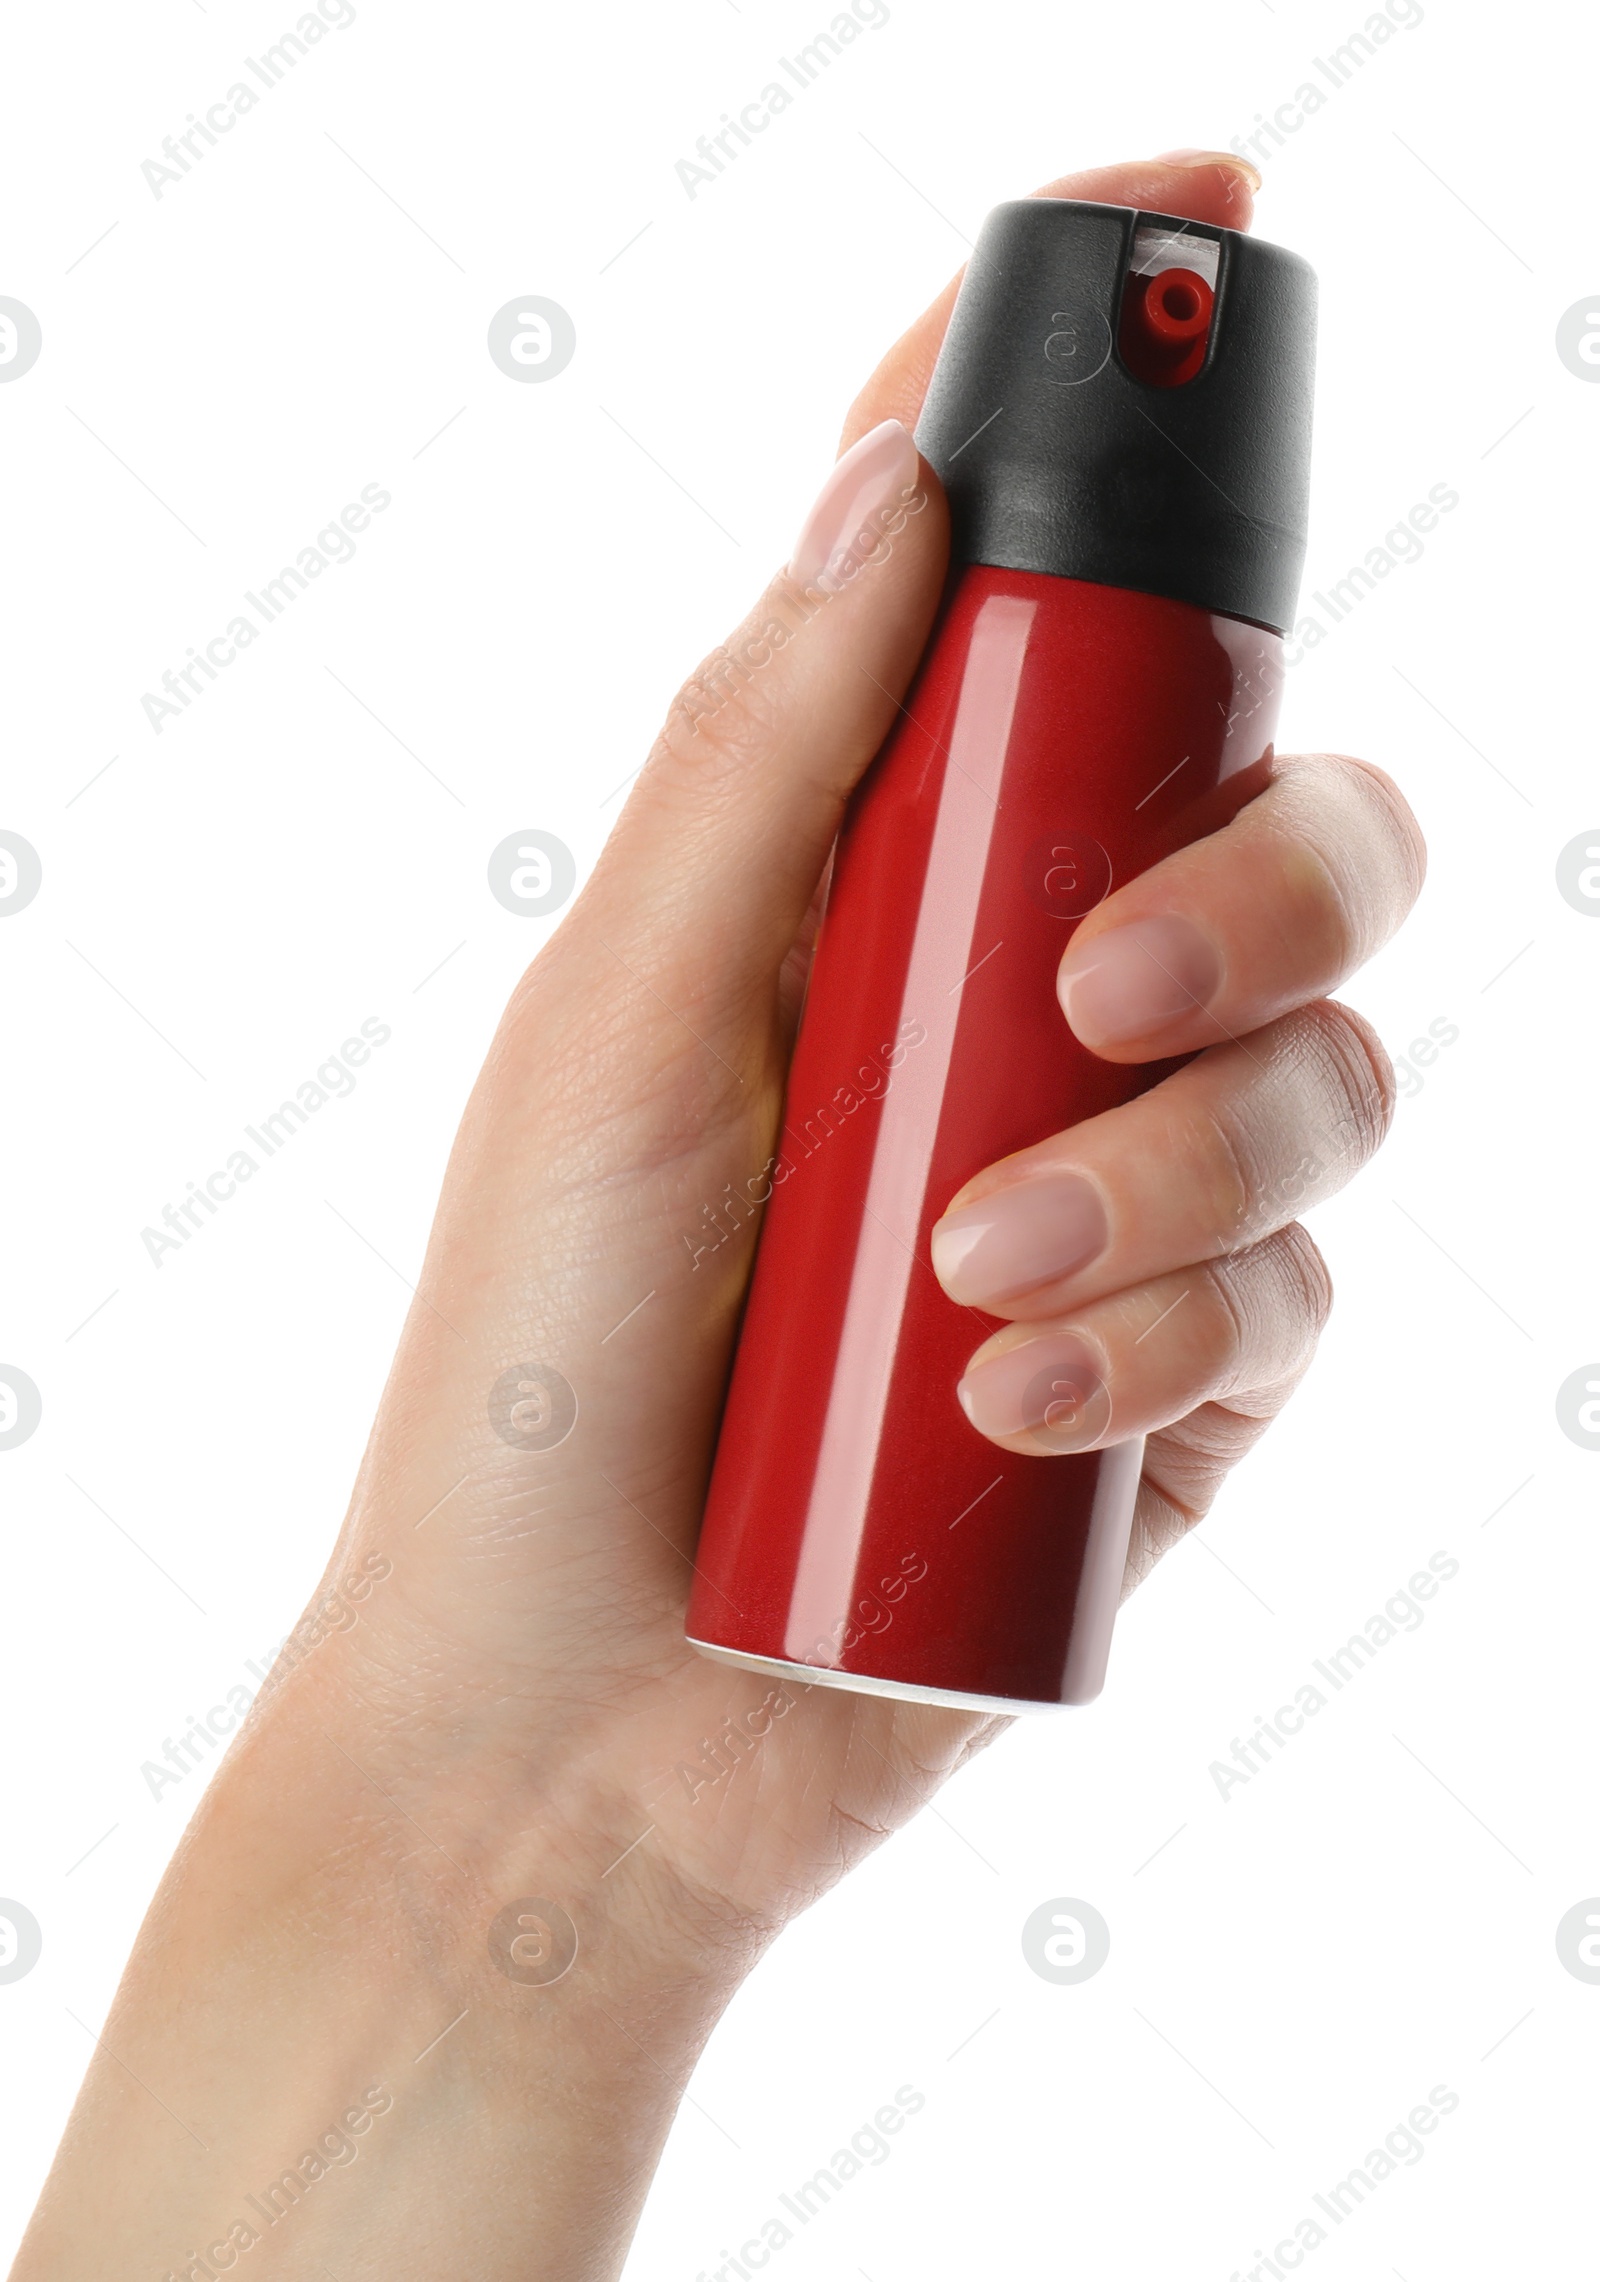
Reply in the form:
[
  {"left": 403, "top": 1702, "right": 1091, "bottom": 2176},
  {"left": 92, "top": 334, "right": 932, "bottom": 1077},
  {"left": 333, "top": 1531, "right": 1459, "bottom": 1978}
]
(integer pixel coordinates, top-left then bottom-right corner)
[
  {"left": 231, "top": 1631, "right": 765, "bottom": 2028},
  {"left": 15, "top": 1645, "right": 756, "bottom": 2282}
]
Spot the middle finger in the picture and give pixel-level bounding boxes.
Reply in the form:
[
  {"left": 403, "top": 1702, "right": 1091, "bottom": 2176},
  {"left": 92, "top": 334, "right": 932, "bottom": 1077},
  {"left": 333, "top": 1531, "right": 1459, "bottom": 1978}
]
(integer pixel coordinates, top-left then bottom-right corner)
[{"left": 930, "top": 999, "right": 1394, "bottom": 1319}]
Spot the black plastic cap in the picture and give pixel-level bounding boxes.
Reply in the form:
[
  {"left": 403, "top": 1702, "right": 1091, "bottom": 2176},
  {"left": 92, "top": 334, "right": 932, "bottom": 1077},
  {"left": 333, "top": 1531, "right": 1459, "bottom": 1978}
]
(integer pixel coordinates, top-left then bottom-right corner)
[{"left": 914, "top": 200, "right": 1317, "bottom": 634}]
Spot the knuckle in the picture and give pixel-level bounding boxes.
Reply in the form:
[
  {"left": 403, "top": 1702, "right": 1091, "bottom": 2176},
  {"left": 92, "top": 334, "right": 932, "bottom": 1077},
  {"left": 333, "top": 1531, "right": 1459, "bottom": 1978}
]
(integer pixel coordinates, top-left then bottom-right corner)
[
  {"left": 1198, "top": 1247, "right": 1255, "bottom": 1369},
  {"left": 1195, "top": 1091, "right": 1267, "bottom": 1254},
  {"left": 1141, "top": 1412, "right": 1275, "bottom": 1539},
  {"left": 1201, "top": 1220, "right": 1333, "bottom": 1394},
  {"left": 1197, "top": 1020, "right": 1370, "bottom": 1252},
  {"left": 1282, "top": 750, "right": 1428, "bottom": 917},
  {"left": 650, "top": 586, "right": 792, "bottom": 794},
  {"left": 1272, "top": 1220, "right": 1335, "bottom": 1341},
  {"left": 1339, "top": 754, "right": 1429, "bottom": 905},
  {"left": 1296, "top": 999, "right": 1397, "bottom": 1170}
]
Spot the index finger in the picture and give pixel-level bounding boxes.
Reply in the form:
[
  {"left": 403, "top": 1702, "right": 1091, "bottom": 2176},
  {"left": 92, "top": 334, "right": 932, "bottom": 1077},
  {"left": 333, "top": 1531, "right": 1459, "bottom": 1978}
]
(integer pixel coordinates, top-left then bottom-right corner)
[{"left": 840, "top": 153, "right": 1260, "bottom": 448}]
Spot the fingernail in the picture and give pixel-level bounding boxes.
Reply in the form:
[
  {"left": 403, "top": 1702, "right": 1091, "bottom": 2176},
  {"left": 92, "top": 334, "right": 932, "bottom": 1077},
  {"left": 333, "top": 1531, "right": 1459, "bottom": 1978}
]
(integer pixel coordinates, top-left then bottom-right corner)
[
  {"left": 1057, "top": 915, "right": 1222, "bottom": 1047},
  {"left": 789, "top": 418, "right": 920, "bottom": 591},
  {"left": 932, "top": 1174, "right": 1108, "bottom": 1307},
  {"left": 1154, "top": 148, "right": 1263, "bottom": 192},
  {"left": 957, "top": 1334, "right": 1110, "bottom": 1450}
]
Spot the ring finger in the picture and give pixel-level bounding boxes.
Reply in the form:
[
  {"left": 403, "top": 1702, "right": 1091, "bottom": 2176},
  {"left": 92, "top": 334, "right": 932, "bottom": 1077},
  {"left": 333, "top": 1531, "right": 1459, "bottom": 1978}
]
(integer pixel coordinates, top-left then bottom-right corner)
[{"left": 955, "top": 1223, "right": 1333, "bottom": 1456}]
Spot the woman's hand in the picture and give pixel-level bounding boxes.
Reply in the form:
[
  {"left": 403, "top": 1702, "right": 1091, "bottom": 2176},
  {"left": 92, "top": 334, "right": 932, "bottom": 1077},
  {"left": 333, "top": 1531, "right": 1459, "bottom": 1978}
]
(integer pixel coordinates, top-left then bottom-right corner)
[
  {"left": 13, "top": 152, "right": 1422, "bottom": 2282},
  {"left": 937, "top": 748, "right": 1422, "bottom": 1491}
]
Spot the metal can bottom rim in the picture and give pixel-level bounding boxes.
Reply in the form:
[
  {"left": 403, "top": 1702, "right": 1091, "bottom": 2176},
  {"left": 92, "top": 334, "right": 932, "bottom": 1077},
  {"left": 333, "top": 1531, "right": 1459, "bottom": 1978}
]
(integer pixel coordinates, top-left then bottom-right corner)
[{"left": 686, "top": 1636, "right": 1070, "bottom": 1716}]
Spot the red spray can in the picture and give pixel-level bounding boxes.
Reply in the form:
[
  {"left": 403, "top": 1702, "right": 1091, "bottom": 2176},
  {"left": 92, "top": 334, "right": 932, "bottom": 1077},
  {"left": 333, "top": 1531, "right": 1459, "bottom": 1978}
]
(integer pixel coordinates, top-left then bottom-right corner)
[{"left": 687, "top": 200, "right": 1316, "bottom": 1710}]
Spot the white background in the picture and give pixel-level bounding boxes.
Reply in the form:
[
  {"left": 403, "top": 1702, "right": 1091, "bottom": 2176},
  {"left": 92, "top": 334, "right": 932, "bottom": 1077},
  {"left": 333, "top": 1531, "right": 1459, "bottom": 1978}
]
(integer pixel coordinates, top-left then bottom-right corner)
[{"left": 1, "top": 0, "right": 1595, "bottom": 2275}]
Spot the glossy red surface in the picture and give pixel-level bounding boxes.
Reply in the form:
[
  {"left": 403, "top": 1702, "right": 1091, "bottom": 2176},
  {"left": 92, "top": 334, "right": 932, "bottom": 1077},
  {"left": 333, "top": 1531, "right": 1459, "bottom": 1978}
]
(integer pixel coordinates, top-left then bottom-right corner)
[{"left": 687, "top": 568, "right": 1284, "bottom": 1707}]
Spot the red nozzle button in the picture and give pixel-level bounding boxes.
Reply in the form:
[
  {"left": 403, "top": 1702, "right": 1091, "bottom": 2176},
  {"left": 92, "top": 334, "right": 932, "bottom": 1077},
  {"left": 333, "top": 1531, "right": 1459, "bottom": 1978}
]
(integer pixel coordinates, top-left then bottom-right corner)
[{"left": 1118, "top": 266, "right": 1215, "bottom": 388}]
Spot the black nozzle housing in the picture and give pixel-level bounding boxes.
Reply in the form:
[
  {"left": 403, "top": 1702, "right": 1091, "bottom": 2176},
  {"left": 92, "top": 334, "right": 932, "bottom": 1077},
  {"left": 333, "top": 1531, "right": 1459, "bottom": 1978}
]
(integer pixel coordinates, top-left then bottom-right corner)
[{"left": 914, "top": 200, "right": 1317, "bottom": 634}]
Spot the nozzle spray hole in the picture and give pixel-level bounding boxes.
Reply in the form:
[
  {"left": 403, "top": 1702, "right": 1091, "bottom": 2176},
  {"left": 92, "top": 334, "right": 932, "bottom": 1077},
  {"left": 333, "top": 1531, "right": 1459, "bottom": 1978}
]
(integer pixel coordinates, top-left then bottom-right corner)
[{"left": 1118, "top": 264, "right": 1215, "bottom": 389}]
